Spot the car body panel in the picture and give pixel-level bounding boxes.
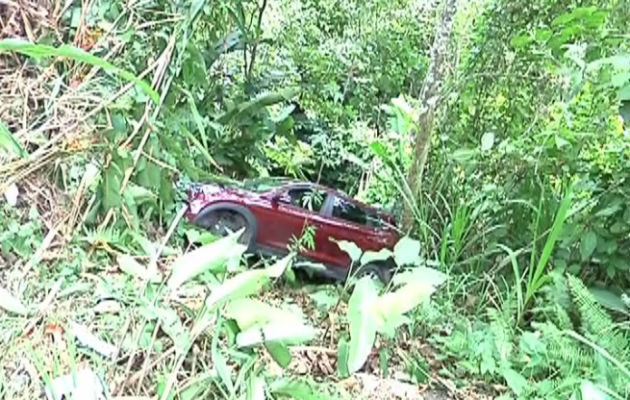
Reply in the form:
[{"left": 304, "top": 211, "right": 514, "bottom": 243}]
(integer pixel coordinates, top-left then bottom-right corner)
[{"left": 187, "top": 180, "right": 399, "bottom": 276}]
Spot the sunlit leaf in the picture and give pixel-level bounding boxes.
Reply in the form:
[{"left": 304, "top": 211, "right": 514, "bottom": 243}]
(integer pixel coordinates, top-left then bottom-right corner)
[
  {"left": 246, "top": 375, "right": 265, "bottom": 400},
  {"left": 153, "top": 306, "right": 192, "bottom": 355},
  {"left": 481, "top": 132, "right": 495, "bottom": 151},
  {"left": 117, "top": 254, "right": 160, "bottom": 283},
  {"left": 346, "top": 277, "right": 379, "bottom": 373},
  {"left": 168, "top": 229, "right": 246, "bottom": 290},
  {"left": 360, "top": 248, "right": 393, "bottom": 266},
  {"left": 393, "top": 236, "right": 422, "bottom": 266},
  {"left": 205, "top": 269, "right": 270, "bottom": 310},
  {"left": 270, "top": 378, "right": 333, "bottom": 400},
  {"left": 236, "top": 321, "right": 316, "bottom": 347},
  {"left": 0, "top": 285, "right": 28, "bottom": 315},
  {"left": 332, "top": 239, "right": 362, "bottom": 262},
  {"left": 224, "top": 298, "right": 304, "bottom": 330}
]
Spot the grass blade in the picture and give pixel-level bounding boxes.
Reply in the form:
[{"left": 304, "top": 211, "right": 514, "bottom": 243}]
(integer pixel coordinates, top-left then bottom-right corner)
[{"left": 0, "top": 121, "right": 26, "bottom": 158}]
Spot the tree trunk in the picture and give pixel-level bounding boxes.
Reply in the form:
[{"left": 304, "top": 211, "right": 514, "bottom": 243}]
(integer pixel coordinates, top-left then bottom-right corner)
[{"left": 402, "top": 0, "right": 458, "bottom": 231}]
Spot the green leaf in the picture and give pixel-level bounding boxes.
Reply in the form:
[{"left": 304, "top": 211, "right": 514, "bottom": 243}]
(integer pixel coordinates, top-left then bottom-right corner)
[
  {"left": 0, "top": 285, "right": 28, "bottom": 315},
  {"left": 206, "top": 269, "right": 270, "bottom": 310},
  {"left": 502, "top": 367, "right": 528, "bottom": 396},
  {"left": 360, "top": 248, "right": 393, "bottom": 266},
  {"left": 0, "top": 39, "right": 159, "bottom": 103},
  {"left": 372, "top": 270, "right": 444, "bottom": 335},
  {"left": 0, "top": 120, "right": 26, "bottom": 158},
  {"left": 337, "top": 338, "right": 350, "bottom": 377},
  {"left": 211, "top": 317, "right": 234, "bottom": 394},
  {"left": 265, "top": 342, "right": 292, "bottom": 368},
  {"left": 236, "top": 322, "right": 316, "bottom": 347},
  {"left": 167, "top": 230, "right": 246, "bottom": 291},
  {"left": 481, "top": 132, "right": 495, "bottom": 151},
  {"left": 101, "top": 163, "right": 123, "bottom": 210},
  {"left": 589, "top": 287, "right": 629, "bottom": 314},
  {"left": 510, "top": 34, "right": 532, "bottom": 48},
  {"left": 393, "top": 236, "right": 422, "bottom": 266},
  {"left": 580, "top": 230, "right": 597, "bottom": 260},
  {"left": 270, "top": 378, "right": 333, "bottom": 400},
  {"left": 205, "top": 255, "right": 293, "bottom": 309},
  {"left": 217, "top": 88, "right": 299, "bottom": 124},
  {"left": 530, "top": 187, "right": 572, "bottom": 293},
  {"left": 246, "top": 375, "right": 265, "bottom": 400},
  {"left": 578, "top": 380, "right": 610, "bottom": 400},
  {"left": 332, "top": 239, "right": 362, "bottom": 262},
  {"left": 153, "top": 306, "right": 192, "bottom": 355},
  {"left": 346, "top": 277, "right": 379, "bottom": 373},
  {"left": 224, "top": 298, "right": 304, "bottom": 330},
  {"left": 117, "top": 255, "right": 161, "bottom": 283}
]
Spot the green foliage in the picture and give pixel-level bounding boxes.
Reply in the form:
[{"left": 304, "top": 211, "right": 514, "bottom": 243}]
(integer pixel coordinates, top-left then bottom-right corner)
[{"left": 342, "top": 236, "right": 446, "bottom": 374}]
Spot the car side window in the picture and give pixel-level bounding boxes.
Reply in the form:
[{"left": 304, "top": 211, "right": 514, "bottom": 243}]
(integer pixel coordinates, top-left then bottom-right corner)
[
  {"left": 332, "top": 197, "right": 368, "bottom": 226},
  {"left": 286, "top": 188, "right": 327, "bottom": 212}
]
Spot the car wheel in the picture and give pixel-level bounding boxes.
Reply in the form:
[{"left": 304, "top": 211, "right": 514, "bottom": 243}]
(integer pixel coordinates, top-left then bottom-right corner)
[
  {"left": 196, "top": 210, "right": 254, "bottom": 248},
  {"left": 355, "top": 262, "right": 392, "bottom": 284}
]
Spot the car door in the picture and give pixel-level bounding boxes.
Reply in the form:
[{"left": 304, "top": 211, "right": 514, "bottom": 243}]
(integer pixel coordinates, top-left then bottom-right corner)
[
  {"left": 317, "top": 194, "right": 393, "bottom": 267},
  {"left": 255, "top": 185, "right": 329, "bottom": 256}
]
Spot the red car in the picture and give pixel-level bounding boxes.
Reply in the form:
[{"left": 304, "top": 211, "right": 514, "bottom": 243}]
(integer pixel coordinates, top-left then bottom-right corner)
[{"left": 186, "top": 178, "right": 399, "bottom": 281}]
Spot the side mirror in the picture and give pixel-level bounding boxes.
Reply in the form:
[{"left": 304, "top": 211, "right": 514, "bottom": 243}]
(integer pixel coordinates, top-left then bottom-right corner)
[
  {"left": 270, "top": 192, "right": 289, "bottom": 208},
  {"left": 270, "top": 193, "right": 282, "bottom": 208}
]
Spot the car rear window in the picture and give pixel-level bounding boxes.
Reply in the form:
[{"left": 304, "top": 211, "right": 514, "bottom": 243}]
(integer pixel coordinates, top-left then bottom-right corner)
[
  {"left": 287, "top": 188, "right": 327, "bottom": 212},
  {"left": 331, "top": 196, "right": 388, "bottom": 228}
]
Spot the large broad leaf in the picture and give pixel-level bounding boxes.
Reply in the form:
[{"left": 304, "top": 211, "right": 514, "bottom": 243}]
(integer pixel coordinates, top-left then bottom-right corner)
[
  {"left": 0, "top": 286, "right": 28, "bottom": 315},
  {"left": 224, "top": 298, "right": 303, "bottom": 330},
  {"left": 0, "top": 120, "right": 26, "bottom": 158},
  {"left": 393, "top": 236, "right": 422, "bottom": 266},
  {"left": 0, "top": 39, "right": 159, "bottom": 103},
  {"left": 205, "top": 255, "right": 292, "bottom": 309},
  {"left": 270, "top": 378, "right": 333, "bottom": 400},
  {"left": 360, "top": 248, "right": 393, "bottom": 266},
  {"left": 236, "top": 321, "right": 316, "bottom": 347},
  {"left": 391, "top": 267, "right": 447, "bottom": 288},
  {"left": 205, "top": 269, "right": 270, "bottom": 310},
  {"left": 332, "top": 239, "right": 362, "bottom": 263},
  {"left": 372, "top": 281, "right": 438, "bottom": 334},
  {"left": 375, "top": 267, "right": 446, "bottom": 336},
  {"left": 167, "top": 230, "right": 246, "bottom": 291},
  {"left": 346, "top": 277, "right": 379, "bottom": 374}
]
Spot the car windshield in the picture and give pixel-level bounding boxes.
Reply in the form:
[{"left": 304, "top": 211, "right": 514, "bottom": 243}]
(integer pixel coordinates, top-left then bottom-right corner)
[{"left": 240, "top": 177, "right": 294, "bottom": 192}]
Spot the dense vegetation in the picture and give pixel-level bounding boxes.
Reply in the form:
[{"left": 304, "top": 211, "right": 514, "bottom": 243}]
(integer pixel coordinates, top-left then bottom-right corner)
[{"left": 0, "top": 0, "right": 628, "bottom": 399}]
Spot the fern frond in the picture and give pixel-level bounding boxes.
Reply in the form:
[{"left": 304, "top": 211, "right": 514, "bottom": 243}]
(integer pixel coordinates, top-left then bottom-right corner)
[
  {"left": 567, "top": 275, "right": 630, "bottom": 361},
  {"left": 533, "top": 321, "right": 594, "bottom": 371},
  {"left": 488, "top": 307, "right": 514, "bottom": 362}
]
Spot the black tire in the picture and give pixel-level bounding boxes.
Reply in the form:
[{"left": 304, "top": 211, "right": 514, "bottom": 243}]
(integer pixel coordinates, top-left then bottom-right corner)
[
  {"left": 355, "top": 262, "right": 393, "bottom": 284},
  {"left": 194, "top": 209, "right": 255, "bottom": 249}
]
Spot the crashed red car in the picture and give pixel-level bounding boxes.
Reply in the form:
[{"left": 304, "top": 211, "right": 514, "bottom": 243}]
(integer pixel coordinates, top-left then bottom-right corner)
[{"left": 186, "top": 178, "right": 400, "bottom": 281}]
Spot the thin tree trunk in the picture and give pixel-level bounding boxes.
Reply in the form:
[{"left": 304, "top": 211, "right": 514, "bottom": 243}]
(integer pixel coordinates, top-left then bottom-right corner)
[{"left": 402, "top": 0, "right": 458, "bottom": 231}]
